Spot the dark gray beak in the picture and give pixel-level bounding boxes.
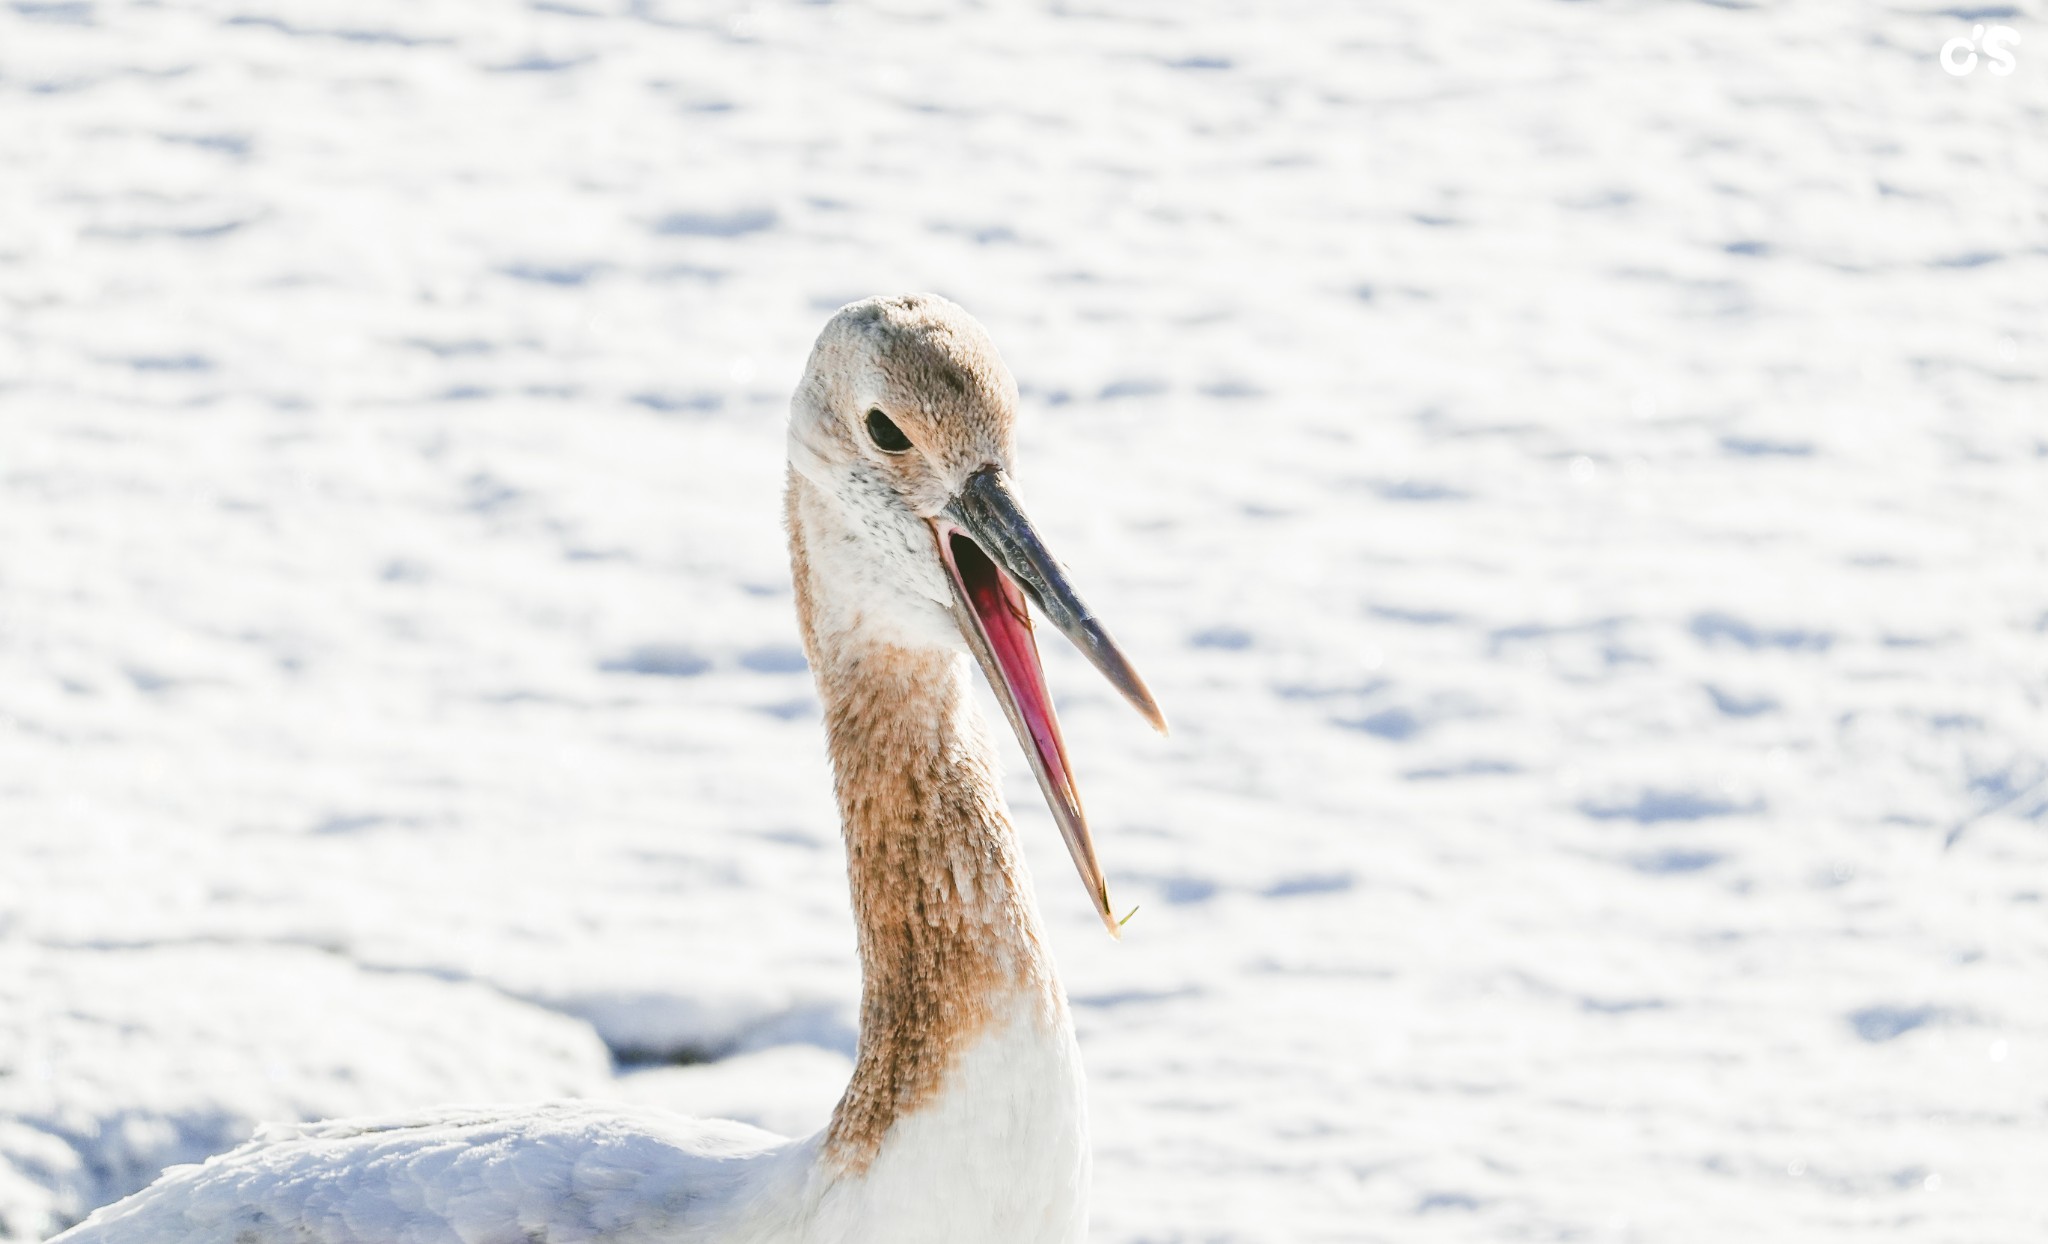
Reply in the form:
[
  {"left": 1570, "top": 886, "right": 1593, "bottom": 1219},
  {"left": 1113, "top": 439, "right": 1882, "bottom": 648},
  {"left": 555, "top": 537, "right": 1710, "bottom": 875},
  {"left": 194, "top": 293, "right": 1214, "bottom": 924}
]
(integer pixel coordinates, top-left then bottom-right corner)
[
  {"left": 944, "top": 468, "right": 1168, "bottom": 733},
  {"left": 932, "top": 467, "right": 1166, "bottom": 937}
]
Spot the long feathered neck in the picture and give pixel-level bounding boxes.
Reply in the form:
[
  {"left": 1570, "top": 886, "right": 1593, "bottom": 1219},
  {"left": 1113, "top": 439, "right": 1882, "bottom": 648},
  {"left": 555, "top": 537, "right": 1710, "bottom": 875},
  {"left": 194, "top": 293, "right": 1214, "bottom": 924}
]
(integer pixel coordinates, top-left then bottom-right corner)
[{"left": 785, "top": 471, "right": 1063, "bottom": 1176}]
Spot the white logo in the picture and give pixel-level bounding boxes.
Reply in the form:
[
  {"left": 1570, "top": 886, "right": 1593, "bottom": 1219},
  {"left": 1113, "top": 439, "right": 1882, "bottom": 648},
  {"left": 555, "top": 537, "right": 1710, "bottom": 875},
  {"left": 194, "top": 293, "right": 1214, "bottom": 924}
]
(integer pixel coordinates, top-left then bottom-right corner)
[{"left": 1942, "top": 24, "right": 2021, "bottom": 76}]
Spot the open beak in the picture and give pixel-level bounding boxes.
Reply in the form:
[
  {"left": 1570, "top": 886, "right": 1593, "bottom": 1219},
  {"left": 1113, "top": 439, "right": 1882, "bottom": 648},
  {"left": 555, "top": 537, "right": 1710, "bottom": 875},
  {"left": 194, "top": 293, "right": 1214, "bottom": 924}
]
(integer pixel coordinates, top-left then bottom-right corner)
[{"left": 934, "top": 467, "right": 1167, "bottom": 937}]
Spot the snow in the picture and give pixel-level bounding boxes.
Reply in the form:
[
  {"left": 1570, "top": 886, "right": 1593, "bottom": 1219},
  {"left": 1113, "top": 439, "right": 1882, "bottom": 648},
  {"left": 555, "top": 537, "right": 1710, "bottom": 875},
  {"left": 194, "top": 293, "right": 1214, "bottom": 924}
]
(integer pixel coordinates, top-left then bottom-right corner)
[{"left": 2, "top": 1, "right": 2045, "bottom": 1241}]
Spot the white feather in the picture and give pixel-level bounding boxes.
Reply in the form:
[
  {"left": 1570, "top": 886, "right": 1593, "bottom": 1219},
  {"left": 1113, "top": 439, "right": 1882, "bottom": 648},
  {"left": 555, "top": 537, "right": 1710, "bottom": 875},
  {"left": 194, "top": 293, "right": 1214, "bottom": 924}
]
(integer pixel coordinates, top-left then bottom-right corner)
[{"left": 55, "top": 1005, "right": 1086, "bottom": 1244}]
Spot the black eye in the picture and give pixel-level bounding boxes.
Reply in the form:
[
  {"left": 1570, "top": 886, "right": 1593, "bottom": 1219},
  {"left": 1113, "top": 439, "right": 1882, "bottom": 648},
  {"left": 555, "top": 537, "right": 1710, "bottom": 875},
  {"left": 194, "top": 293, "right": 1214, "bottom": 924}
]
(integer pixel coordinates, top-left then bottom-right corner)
[{"left": 865, "top": 408, "right": 913, "bottom": 454}]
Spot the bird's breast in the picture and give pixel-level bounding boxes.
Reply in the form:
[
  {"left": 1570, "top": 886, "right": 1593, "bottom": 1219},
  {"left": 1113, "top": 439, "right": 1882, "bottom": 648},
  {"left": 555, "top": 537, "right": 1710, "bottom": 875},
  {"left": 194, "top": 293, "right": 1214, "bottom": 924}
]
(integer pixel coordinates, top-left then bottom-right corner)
[{"left": 810, "top": 997, "right": 1089, "bottom": 1244}]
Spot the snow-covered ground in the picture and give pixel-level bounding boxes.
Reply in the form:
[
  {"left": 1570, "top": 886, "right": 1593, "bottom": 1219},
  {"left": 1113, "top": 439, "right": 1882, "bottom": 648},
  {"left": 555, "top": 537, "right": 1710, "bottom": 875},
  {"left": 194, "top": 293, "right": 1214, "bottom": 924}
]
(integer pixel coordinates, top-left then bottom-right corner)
[{"left": 3, "top": 1, "right": 2045, "bottom": 1240}]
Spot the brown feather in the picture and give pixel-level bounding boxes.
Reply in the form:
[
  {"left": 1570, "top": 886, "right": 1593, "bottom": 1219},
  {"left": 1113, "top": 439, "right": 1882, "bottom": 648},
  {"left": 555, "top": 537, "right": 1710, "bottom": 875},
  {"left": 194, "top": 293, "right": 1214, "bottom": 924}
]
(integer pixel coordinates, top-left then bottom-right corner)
[{"left": 787, "top": 470, "right": 1062, "bottom": 1175}]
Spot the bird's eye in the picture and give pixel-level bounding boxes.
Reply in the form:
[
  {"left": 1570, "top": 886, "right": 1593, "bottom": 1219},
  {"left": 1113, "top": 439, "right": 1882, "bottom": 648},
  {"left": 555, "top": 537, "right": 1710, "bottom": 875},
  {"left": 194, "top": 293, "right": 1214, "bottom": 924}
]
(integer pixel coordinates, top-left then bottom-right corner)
[{"left": 865, "top": 408, "right": 913, "bottom": 454}]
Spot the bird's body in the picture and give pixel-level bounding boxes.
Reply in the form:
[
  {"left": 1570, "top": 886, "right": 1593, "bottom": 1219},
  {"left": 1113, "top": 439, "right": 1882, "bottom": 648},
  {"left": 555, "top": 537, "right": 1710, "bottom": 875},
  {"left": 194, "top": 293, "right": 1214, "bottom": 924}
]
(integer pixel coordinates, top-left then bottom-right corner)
[
  {"left": 54, "top": 295, "right": 1161, "bottom": 1244},
  {"left": 66, "top": 1008, "right": 1084, "bottom": 1244}
]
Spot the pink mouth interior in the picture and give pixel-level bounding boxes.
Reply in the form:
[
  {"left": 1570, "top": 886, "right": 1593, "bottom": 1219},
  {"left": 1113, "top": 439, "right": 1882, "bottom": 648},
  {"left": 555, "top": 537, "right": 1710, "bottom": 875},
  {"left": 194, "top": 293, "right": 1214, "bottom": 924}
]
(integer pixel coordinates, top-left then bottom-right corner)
[{"left": 947, "top": 531, "right": 1079, "bottom": 818}]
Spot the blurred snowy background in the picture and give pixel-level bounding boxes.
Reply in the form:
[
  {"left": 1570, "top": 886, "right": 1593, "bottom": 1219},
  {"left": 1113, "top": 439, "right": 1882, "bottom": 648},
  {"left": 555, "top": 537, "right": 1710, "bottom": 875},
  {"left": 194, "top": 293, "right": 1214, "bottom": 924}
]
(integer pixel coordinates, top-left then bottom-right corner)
[{"left": 3, "top": 1, "right": 2045, "bottom": 1240}]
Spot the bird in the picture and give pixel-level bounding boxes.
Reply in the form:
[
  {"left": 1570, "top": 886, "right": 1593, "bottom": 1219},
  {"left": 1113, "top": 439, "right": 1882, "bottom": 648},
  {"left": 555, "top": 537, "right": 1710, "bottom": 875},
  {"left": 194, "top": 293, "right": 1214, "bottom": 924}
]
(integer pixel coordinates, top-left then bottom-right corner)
[{"left": 54, "top": 293, "right": 1168, "bottom": 1244}]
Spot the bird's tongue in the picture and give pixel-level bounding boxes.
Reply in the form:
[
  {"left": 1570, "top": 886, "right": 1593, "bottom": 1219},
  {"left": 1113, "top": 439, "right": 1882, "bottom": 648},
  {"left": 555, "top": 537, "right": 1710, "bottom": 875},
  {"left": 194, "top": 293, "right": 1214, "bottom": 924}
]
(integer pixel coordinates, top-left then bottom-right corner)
[{"left": 950, "top": 533, "right": 1079, "bottom": 814}]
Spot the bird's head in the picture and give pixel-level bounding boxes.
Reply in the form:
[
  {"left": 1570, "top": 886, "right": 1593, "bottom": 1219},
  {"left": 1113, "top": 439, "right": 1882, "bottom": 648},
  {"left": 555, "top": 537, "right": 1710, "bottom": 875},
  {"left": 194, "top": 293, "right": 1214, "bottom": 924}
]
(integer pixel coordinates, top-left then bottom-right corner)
[{"left": 788, "top": 293, "right": 1167, "bottom": 935}]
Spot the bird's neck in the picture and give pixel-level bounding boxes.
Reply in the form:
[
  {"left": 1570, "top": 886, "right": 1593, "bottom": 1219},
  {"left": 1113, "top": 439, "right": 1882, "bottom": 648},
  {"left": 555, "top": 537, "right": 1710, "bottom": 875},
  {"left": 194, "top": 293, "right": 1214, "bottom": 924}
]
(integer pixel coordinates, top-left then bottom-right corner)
[
  {"left": 786, "top": 474, "right": 1071, "bottom": 1179},
  {"left": 809, "top": 641, "right": 1067, "bottom": 1176}
]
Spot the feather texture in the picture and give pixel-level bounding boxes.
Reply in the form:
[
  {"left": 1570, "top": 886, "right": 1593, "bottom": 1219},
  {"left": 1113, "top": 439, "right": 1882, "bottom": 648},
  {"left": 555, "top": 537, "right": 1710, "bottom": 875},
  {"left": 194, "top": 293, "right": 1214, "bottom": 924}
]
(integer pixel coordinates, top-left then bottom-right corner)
[{"left": 61, "top": 1103, "right": 812, "bottom": 1244}]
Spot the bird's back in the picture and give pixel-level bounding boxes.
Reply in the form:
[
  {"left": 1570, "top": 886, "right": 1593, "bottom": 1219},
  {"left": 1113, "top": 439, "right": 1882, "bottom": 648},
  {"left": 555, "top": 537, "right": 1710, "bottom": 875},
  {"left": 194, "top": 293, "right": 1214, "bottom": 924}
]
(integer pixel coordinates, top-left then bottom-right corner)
[{"left": 53, "top": 1102, "right": 815, "bottom": 1244}]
